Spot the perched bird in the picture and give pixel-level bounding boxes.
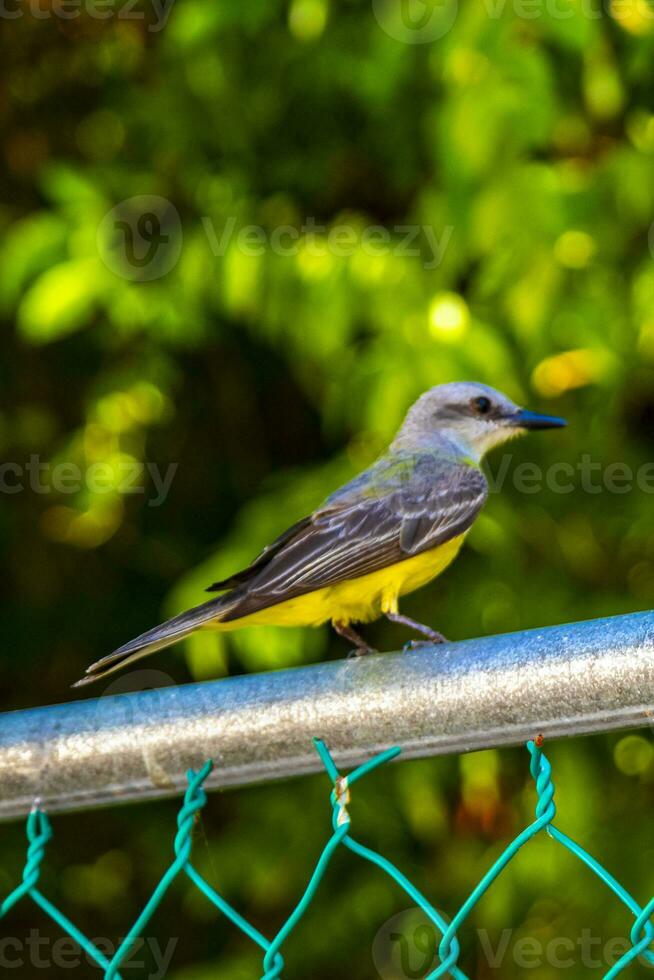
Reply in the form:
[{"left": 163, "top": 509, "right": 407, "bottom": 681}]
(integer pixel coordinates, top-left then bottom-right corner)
[{"left": 74, "top": 382, "right": 566, "bottom": 687}]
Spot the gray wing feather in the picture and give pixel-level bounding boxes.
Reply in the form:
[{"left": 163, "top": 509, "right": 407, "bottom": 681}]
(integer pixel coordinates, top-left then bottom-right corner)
[
  {"left": 205, "top": 515, "right": 312, "bottom": 592},
  {"left": 220, "top": 456, "right": 487, "bottom": 621}
]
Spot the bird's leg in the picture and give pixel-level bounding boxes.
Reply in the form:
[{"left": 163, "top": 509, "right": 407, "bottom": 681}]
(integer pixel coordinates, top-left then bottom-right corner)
[
  {"left": 332, "top": 621, "right": 376, "bottom": 657},
  {"left": 385, "top": 611, "right": 448, "bottom": 646}
]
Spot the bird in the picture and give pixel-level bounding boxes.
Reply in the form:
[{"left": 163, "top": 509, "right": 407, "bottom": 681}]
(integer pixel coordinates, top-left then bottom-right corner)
[{"left": 74, "top": 381, "right": 566, "bottom": 687}]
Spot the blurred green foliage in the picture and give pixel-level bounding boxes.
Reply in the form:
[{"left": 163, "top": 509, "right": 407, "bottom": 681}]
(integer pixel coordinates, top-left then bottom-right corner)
[{"left": 3, "top": 0, "right": 654, "bottom": 976}]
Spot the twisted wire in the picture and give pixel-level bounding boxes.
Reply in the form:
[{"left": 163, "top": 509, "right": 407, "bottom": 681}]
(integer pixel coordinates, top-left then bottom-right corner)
[{"left": 1, "top": 739, "right": 651, "bottom": 979}]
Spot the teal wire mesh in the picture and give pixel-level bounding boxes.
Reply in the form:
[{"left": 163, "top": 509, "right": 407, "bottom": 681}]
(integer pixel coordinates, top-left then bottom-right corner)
[{"left": 1, "top": 738, "right": 653, "bottom": 978}]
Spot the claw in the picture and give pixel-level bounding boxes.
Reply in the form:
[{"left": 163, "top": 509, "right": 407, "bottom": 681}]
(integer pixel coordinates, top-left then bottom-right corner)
[
  {"left": 403, "top": 640, "right": 425, "bottom": 652},
  {"left": 347, "top": 646, "right": 375, "bottom": 659},
  {"left": 402, "top": 637, "right": 446, "bottom": 652}
]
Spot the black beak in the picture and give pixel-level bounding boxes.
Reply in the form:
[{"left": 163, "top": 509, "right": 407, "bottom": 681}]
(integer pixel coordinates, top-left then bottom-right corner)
[{"left": 509, "top": 408, "right": 567, "bottom": 430}]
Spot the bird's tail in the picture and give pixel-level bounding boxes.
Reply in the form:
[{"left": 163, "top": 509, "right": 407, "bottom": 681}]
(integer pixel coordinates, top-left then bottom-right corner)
[{"left": 72, "top": 593, "right": 239, "bottom": 688}]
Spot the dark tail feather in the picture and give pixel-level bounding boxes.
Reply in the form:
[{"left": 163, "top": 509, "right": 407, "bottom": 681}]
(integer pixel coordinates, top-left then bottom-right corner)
[{"left": 72, "top": 594, "right": 235, "bottom": 688}]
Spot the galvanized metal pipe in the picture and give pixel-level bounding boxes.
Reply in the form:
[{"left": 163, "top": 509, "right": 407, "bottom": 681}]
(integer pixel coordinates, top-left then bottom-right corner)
[{"left": 0, "top": 609, "right": 653, "bottom": 820}]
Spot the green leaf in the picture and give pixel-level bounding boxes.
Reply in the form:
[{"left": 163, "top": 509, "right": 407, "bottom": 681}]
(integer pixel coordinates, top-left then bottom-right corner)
[{"left": 17, "top": 259, "right": 106, "bottom": 344}]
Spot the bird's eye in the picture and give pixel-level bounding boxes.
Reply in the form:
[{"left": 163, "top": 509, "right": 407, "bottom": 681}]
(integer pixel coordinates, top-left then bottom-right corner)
[{"left": 472, "top": 396, "right": 492, "bottom": 415}]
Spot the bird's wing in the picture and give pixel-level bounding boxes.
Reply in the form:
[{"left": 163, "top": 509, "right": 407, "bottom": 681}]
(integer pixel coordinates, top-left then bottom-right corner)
[
  {"left": 219, "top": 456, "right": 487, "bottom": 620},
  {"left": 205, "top": 516, "right": 313, "bottom": 592}
]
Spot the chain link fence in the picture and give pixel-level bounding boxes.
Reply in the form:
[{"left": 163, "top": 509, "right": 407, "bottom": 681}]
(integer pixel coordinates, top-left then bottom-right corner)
[{"left": 2, "top": 736, "right": 652, "bottom": 979}]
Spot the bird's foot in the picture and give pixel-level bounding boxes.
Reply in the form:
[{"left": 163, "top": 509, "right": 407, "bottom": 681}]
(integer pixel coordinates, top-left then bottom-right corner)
[
  {"left": 333, "top": 621, "right": 376, "bottom": 658},
  {"left": 424, "top": 629, "right": 447, "bottom": 644},
  {"left": 347, "top": 646, "right": 377, "bottom": 659},
  {"left": 402, "top": 632, "right": 447, "bottom": 652},
  {"left": 384, "top": 611, "right": 447, "bottom": 645}
]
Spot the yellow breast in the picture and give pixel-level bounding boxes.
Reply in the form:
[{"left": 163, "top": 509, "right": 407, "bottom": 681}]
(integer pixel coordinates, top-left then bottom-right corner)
[{"left": 213, "top": 533, "right": 467, "bottom": 630}]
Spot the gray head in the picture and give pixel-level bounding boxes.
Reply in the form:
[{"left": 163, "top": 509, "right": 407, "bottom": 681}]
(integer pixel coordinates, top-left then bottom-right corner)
[{"left": 392, "top": 381, "right": 566, "bottom": 460}]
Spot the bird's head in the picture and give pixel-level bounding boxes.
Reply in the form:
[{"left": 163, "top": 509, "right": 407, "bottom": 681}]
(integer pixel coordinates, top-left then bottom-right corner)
[{"left": 393, "top": 381, "right": 567, "bottom": 460}]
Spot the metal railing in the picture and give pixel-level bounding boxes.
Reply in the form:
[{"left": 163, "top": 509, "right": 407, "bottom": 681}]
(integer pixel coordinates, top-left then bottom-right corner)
[
  {"left": 3, "top": 737, "right": 654, "bottom": 979},
  {"left": 0, "top": 608, "right": 653, "bottom": 819}
]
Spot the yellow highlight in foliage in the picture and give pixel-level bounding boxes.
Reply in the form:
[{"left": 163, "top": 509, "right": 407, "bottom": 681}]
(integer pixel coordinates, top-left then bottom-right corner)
[
  {"left": 288, "top": 0, "right": 327, "bottom": 41},
  {"left": 553, "top": 230, "right": 596, "bottom": 269},
  {"left": 95, "top": 393, "right": 136, "bottom": 433},
  {"left": 460, "top": 749, "right": 500, "bottom": 810},
  {"left": 627, "top": 110, "right": 654, "bottom": 152},
  {"left": 428, "top": 292, "right": 470, "bottom": 342},
  {"left": 41, "top": 502, "right": 122, "bottom": 549},
  {"left": 17, "top": 258, "right": 102, "bottom": 344},
  {"left": 445, "top": 48, "right": 489, "bottom": 86},
  {"left": 614, "top": 735, "right": 654, "bottom": 775},
  {"left": 127, "top": 382, "right": 169, "bottom": 423},
  {"left": 94, "top": 383, "right": 168, "bottom": 433},
  {"left": 532, "top": 349, "right": 602, "bottom": 397},
  {"left": 638, "top": 322, "right": 654, "bottom": 360},
  {"left": 84, "top": 423, "right": 118, "bottom": 461},
  {"left": 185, "top": 631, "right": 228, "bottom": 680},
  {"left": 297, "top": 240, "right": 334, "bottom": 279},
  {"left": 610, "top": 0, "right": 654, "bottom": 35}
]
